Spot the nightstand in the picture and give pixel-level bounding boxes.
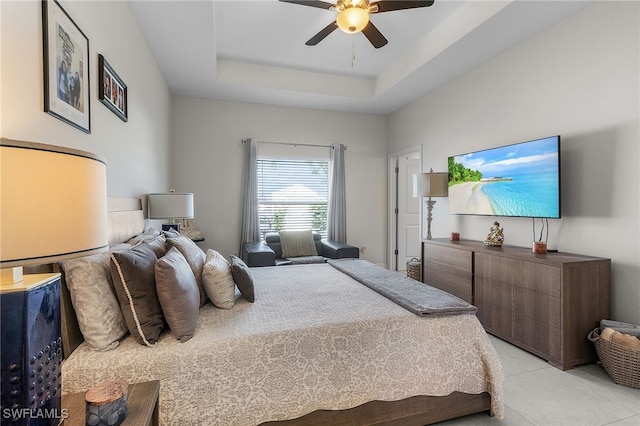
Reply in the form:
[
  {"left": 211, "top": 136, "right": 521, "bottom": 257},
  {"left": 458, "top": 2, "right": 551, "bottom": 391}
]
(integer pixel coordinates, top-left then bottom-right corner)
[
  {"left": 1, "top": 273, "right": 63, "bottom": 425},
  {"left": 62, "top": 380, "right": 159, "bottom": 426}
]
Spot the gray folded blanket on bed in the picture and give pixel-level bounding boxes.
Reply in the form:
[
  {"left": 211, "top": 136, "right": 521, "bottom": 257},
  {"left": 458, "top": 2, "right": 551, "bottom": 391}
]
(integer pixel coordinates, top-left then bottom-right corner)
[{"left": 328, "top": 258, "right": 477, "bottom": 317}]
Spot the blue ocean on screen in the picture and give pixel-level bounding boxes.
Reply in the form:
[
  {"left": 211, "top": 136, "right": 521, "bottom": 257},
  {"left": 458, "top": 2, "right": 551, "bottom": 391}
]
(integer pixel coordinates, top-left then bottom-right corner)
[{"left": 481, "top": 170, "right": 559, "bottom": 217}]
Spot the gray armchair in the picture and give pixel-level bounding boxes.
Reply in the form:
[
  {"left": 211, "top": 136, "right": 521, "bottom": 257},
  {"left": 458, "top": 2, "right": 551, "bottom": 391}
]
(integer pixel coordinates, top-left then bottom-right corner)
[{"left": 241, "top": 232, "right": 359, "bottom": 267}]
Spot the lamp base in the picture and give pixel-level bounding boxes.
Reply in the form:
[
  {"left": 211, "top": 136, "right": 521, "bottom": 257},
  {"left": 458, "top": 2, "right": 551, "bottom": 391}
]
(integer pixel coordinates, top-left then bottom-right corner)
[{"left": 425, "top": 199, "right": 437, "bottom": 240}]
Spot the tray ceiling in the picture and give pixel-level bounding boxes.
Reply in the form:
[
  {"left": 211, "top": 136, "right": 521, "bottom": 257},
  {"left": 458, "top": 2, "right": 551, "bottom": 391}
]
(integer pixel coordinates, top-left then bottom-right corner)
[{"left": 130, "top": 0, "right": 591, "bottom": 114}]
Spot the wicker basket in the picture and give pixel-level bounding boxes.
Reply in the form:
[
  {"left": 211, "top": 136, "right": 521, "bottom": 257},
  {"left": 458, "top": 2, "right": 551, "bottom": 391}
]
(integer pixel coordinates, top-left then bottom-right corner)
[
  {"left": 406, "top": 258, "right": 421, "bottom": 281},
  {"left": 588, "top": 328, "right": 640, "bottom": 388}
]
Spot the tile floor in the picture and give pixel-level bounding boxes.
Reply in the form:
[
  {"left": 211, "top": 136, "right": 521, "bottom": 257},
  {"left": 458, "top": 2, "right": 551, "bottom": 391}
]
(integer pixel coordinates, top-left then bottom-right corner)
[{"left": 437, "top": 335, "right": 640, "bottom": 425}]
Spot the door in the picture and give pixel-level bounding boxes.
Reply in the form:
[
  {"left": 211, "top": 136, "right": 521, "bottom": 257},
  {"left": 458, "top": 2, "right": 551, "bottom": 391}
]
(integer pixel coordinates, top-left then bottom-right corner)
[{"left": 396, "top": 156, "right": 421, "bottom": 271}]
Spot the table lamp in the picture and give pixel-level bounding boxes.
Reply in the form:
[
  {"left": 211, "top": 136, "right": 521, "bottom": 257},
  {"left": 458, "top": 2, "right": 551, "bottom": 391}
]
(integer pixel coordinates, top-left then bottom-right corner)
[
  {"left": 1, "top": 138, "right": 108, "bottom": 425},
  {"left": 147, "top": 191, "right": 194, "bottom": 232},
  {"left": 413, "top": 168, "right": 449, "bottom": 240}
]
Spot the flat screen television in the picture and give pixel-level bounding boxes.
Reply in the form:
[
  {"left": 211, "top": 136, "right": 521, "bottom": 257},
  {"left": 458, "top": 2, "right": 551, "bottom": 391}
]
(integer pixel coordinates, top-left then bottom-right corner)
[{"left": 448, "top": 135, "right": 561, "bottom": 218}]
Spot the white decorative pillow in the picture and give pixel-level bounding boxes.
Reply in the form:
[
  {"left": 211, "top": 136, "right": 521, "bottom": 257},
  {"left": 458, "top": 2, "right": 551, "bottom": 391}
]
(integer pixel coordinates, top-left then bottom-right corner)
[
  {"left": 280, "top": 230, "right": 318, "bottom": 258},
  {"left": 61, "top": 251, "right": 129, "bottom": 351},
  {"left": 201, "top": 249, "right": 236, "bottom": 310}
]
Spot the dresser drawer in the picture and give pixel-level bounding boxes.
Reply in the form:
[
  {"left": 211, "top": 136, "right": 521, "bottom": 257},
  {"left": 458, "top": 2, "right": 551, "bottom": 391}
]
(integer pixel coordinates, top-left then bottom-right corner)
[
  {"left": 475, "top": 253, "right": 560, "bottom": 296},
  {"left": 478, "top": 302, "right": 512, "bottom": 338},
  {"left": 424, "top": 244, "right": 472, "bottom": 272},
  {"left": 512, "top": 313, "right": 561, "bottom": 360},
  {"left": 475, "top": 276, "right": 511, "bottom": 310},
  {"left": 513, "top": 286, "right": 561, "bottom": 328},
  {"left": 423, "top": 261, "right": 472, "bottom": 303}
]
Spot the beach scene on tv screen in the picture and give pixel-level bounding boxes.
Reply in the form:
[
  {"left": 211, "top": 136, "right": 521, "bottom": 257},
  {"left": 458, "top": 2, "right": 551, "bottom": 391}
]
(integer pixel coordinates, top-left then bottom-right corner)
[{"left": 448, "top": 137, "right": 560, "bottom": 218}]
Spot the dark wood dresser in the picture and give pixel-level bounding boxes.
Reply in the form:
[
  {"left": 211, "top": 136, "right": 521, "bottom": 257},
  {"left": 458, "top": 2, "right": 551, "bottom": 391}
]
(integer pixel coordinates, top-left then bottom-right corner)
[{"left": 422, "top": 238, "right": 611, "bottom": 370}]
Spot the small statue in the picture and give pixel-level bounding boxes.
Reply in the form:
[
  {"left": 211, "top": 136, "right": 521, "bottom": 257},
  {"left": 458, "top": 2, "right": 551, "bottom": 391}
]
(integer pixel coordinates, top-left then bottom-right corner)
[{"left": 484, "top": 221, "right": 504, "bottom": 247}]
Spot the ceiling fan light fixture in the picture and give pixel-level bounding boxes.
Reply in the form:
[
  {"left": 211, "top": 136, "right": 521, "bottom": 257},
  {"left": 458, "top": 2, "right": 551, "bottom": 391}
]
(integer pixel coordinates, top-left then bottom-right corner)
[{"left": 336, "top": 7, "right": 369, "bottom": 34}]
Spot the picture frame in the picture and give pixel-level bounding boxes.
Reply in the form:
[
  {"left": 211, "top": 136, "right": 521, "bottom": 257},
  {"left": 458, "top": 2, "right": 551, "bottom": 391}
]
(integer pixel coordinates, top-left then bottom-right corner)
[
  {"left": 42, "top": 0, "right": 91, "bottom": 133},
  {"left": 98, "top": 54, "right": 128, "bottom": 122}
]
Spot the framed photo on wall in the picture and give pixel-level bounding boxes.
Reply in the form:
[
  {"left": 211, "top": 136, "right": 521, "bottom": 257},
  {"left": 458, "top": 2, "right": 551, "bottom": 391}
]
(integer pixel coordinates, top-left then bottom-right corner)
[
  {"left": 42, "top": 0, "right": 91, "bottom": 133},
  {"left": 98, "top": 54, "right": 128, "bottom": 122}
]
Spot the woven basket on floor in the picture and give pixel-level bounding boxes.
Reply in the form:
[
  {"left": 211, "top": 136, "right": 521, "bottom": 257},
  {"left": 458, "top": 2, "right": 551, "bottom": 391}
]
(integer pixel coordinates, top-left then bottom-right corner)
[
  {"left": 406, "top": 258, "right": 421, "bottom": 281},
  {"left": 588, "top": 328, "right": 640, "bottom": 389}
]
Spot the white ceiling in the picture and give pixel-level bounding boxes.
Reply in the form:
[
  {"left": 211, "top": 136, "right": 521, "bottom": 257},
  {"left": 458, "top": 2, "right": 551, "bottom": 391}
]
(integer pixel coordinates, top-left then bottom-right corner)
[{"left": 130, "top": 0, "right": 591, "bottom": 115}]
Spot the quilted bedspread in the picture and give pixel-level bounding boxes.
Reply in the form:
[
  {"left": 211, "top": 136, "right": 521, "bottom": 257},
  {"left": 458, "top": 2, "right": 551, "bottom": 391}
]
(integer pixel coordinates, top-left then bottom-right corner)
[{"left": 63, "top": 263, "right": 504, "bottom": 425}]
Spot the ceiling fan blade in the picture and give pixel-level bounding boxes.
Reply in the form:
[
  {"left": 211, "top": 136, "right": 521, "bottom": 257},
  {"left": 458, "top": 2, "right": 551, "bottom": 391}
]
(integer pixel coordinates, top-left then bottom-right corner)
[
  {"left": 361, "top": 22, "right": 388, "bottom": 48},
  {"left": 306, "top": 21, "right": 338, "bottom": 46},
  {"left": 278, "top": 0, "right": 335, "bottom": 10},
  {"left": 370, "top": 0, "right": 434, "bottom": 13}
]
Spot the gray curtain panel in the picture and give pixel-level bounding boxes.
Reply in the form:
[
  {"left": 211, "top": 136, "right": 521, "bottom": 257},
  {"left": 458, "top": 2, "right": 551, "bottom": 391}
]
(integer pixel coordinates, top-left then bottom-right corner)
[
  {"left": 239, "top": 138, "right": 260, "bottom": 253},
  {"left": 327, "top": 143, "right": 347, "bottom": 243}
]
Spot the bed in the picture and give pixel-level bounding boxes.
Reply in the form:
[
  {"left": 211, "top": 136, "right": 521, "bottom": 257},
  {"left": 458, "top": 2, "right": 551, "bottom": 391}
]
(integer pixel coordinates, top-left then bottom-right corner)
[{"left": 60, "top": 198, "right": 504, "bottom": 425}]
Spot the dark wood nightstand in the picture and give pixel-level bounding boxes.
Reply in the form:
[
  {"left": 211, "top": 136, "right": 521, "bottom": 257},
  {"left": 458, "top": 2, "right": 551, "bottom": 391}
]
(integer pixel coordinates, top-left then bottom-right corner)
[{"left": 62, "top": 380, "right": 159, "bottom": 426}]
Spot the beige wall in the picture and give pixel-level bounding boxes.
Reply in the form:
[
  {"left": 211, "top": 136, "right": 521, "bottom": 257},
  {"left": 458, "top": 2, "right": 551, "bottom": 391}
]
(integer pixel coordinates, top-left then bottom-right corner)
[
  {"left": 0, "top": 0, "right": 171, "bottom": 197},
  {"left": 389, "top": 1, "right": 640, "bottom": 323},
  {"left": 170, "top": 97, "right": 389, "bottom": 265}
]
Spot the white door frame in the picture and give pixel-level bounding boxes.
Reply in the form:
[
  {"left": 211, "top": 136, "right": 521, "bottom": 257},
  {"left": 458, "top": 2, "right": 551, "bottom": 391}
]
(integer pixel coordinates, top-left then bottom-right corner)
[{"left": 388, "top": 145, "right": 423, "bottom": 271}]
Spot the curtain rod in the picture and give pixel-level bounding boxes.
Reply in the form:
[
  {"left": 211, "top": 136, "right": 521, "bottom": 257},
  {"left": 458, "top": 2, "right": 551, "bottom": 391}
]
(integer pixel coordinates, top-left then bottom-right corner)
[{"left": 242, "top": 139, "right": 347, "bottom": 150}]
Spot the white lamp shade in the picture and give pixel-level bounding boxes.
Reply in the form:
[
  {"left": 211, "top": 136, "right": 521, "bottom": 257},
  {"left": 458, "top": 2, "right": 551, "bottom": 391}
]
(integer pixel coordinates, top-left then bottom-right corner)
[
  {"left": 0, "top": 139, "right": 108, "bottom": 268},
  {"left": 147, "top": 193, "right": 194, "bottom": 220},
  {"left": 413, "top": 171, "right": 449, "bottom": 198}
]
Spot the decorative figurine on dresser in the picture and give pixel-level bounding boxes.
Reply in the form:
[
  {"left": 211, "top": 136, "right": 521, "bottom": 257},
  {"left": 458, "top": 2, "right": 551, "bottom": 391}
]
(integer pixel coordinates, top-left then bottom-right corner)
[{"left": 484, "top": 221, "right": 504, "bottom": 247}]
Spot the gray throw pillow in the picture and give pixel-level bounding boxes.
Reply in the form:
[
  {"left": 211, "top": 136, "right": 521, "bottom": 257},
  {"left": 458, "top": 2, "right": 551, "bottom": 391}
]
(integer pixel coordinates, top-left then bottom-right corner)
[
  {"left": 110, "top": 243, "right": 164, "bottom": 346},
  {"left": 279, "top": 230, "right": 318, "bottom": 258},
  {"left": 166, "top": 236, "right": 207, "bottom": 307},
  {"left": 126, "top": 228, "right": 167, "bottom": 258},
  {"left": 155, "top": 247, "right": 200, "bottom": 342},
  {"left": 144, "top": 234, "right": 167, "bottom": 258},
  {"left": 230, "top": 255, "right": 255, "bottom": 302},
  {"left": 61, "top": 251, "right": 128, "bottom": 351}
]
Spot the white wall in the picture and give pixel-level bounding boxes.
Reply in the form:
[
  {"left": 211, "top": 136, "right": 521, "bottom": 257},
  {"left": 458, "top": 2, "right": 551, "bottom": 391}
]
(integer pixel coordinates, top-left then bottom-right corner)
[
  {"left": 170, "top": 97, "right": 388, "bottom": 265},
  {"left": 0, "top": 0, "right": 171, "bottom": 197},
  {"left": 389, "top": 1, "right": 640, "bottom": 324},
  {"left": 9, "top": 1, "right": 634, "bottom": 323}
]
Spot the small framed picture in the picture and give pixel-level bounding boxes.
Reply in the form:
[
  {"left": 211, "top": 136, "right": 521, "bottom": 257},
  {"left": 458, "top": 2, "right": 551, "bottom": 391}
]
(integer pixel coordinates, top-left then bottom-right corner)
[
  {"left": 42, "top": 0, "right": 91, "bottom": 133},
  {"left": 98, "top": 54, "right": 128, "bottom": 122}
]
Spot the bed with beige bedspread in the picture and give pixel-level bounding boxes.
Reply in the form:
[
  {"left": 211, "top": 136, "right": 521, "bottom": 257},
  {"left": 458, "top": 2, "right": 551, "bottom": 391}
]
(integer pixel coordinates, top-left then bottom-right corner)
[{"left": 63, "top": 262, "right": 503, "bottom": 425}]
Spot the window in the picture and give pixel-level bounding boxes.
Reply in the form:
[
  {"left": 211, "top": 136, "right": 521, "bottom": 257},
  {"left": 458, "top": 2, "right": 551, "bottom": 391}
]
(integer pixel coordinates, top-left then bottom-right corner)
[{"left": 257, "top": 159, "right": 329, "bottom": 239}]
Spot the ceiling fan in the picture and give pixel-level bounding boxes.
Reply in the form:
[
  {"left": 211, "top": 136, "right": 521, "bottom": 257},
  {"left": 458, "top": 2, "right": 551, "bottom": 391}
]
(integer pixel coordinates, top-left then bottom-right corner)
[{"left": 279, "top": 0, "right": 435, "bottom": 49}]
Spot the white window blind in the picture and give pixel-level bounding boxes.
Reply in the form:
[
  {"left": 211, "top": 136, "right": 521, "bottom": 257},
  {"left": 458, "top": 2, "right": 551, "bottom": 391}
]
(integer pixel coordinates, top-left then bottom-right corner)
[{"left": 257, "top": 159, "right": 329, "bottom": 239}]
